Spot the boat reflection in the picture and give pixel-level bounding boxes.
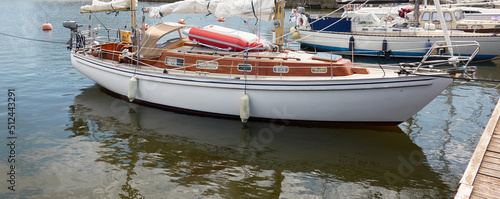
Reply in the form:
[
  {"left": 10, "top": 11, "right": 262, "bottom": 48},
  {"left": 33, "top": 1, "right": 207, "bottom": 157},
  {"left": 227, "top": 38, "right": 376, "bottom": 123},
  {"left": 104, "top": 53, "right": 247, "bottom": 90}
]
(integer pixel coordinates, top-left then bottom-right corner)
[{"left": 67, "top": 85, "right": 450, "bottom": 198}]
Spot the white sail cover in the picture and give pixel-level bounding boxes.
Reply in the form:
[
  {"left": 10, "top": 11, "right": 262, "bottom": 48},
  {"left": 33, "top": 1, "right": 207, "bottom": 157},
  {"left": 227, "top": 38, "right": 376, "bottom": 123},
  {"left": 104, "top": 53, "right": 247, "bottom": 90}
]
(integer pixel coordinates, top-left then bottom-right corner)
[
  {"left": 216, "top": 0, "right": 274, "bottom": 21},
  {"left": 81, "top": 0, "right": 137, "bottom": 12},
  {"left": 148, "top": 0, "right": 218, "bottom": 18},
  {"left": 148, "top": 0, "right": 275, "bottom": 21}
]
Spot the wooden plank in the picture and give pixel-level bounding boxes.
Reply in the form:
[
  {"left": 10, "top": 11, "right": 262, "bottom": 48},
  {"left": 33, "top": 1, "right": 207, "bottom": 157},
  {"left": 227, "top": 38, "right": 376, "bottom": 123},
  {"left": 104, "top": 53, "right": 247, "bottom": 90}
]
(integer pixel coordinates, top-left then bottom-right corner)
[
  {"left": 473, "top": 180, "right": 500, "bottom": 193},
  {"left": 493, "top": 134, "right": 500, "bottom": 139},
  {"left": 491, "top": 137, "right": 500, "bottom": 146},
  {"left": 476, "top": 174, "right": 500, "bottom": 187},
  {"left": 480, "top": 162, "right": 500, "bottom": 174},
  {"left": 479, "top": 167, "right": 500, "bottom": 178},
  {"left": 483, "top": 155, "right": 500, "bottom": 165},
  {"left": 471, "top": 186, "right": 500, "bottom": 199},
  {"left": 487, "top": 144, "right": 500, "bottom": 153},
  {"left": 486, "top": 151, "right": 500, "bottom": 159},
  {"left": 470, "top": 191, "right": 492, "bottom": 199},
  {"left": 494, "top": 120, "right": 500, "bottom": 134},
  {"left": 470, "top": 194, "right": 487, "bottom": 199}
]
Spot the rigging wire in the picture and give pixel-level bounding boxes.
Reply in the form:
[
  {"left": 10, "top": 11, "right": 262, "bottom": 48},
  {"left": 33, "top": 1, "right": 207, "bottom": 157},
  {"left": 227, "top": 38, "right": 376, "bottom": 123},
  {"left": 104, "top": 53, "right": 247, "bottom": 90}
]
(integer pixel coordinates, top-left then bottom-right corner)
[
  {"left": 92, "top": 12, "right": 109, "bottom": 30},
  {"left": 0, "top": 32, "right": 68, "bottom": 44}
]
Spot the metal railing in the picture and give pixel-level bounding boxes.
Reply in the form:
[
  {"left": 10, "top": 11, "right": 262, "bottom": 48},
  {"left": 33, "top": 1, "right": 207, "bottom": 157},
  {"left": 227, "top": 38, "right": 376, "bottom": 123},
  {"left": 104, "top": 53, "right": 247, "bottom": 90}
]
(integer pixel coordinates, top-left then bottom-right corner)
[{"left": 415, "top": 40, "right": 480, "bottom": 72}]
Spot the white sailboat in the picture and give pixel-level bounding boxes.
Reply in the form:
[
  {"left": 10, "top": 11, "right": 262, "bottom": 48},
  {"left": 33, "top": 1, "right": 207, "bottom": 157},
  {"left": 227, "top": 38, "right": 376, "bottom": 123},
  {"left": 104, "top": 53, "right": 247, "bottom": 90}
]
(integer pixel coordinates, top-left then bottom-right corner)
[
  {"left": 64, "top": 0, "right": 473, "bottom": 125},
  {"left": 293, "top": 5, "right": 500, "bottom": 60}
]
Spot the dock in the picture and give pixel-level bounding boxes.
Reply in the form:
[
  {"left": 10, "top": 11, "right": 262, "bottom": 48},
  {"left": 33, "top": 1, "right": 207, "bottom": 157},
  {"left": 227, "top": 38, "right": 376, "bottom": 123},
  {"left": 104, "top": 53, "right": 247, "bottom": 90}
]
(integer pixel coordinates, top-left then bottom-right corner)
[{"left": 456, "top": 99, "right": 500, "bottom": 199}]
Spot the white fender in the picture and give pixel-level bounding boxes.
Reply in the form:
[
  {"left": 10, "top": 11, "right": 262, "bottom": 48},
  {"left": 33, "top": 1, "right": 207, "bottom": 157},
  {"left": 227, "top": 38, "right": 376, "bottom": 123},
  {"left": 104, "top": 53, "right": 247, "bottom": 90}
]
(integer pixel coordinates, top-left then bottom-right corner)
[
  {"left": 128, "top": 76, "right": 138, "bottom": 102},
  {"left": 240, "top": 93, "right": 250, "bottom": 123}
]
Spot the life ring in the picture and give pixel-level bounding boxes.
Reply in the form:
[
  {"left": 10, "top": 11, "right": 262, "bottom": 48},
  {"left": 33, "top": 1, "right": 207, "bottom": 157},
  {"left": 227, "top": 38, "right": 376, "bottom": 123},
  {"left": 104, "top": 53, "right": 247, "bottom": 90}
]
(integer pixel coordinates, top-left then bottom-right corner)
[{"left": 295, "top": 14, "right": 308, "bottom": 29}]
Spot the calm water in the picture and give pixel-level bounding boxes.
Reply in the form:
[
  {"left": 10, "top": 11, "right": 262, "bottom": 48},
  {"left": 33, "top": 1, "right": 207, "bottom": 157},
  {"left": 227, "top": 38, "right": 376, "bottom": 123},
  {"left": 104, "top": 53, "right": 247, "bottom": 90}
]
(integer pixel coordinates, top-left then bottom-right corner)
[{"left": 1, "top": 0, "right": 500, "bottom": 198}]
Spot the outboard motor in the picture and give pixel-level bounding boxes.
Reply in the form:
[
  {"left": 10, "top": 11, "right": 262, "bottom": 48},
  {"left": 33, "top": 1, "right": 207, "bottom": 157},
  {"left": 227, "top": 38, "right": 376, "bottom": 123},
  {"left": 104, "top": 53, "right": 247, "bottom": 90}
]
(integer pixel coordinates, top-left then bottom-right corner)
[
  {"left": 63, "top": 20, "right": 78, "bottom": 31},
  {"left": 63, "top": 20, "right": 79, "bottom": 50}
]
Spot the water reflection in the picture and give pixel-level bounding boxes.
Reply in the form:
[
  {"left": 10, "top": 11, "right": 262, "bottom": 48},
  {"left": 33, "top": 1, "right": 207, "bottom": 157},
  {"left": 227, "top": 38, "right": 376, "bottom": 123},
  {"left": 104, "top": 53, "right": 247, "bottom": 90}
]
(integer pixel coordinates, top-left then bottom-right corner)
[
  {"left": 399, "top": 59, "right": 500, "bottom": 194},
  {"left": 65, "top": 85, "right": 450, "bottom": 198}
]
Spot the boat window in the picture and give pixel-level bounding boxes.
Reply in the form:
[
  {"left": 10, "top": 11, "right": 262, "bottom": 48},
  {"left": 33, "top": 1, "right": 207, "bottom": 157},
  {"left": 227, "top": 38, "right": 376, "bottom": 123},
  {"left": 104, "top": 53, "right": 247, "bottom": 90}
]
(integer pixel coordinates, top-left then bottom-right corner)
[
  {"left": 422, "top": 12, "right": 430, "bottom": 21},
  {"left": 273, "top": 66, "right": 289, "bottom": 73},
  {"left": 311, "top": 67, "right": 327, "bottom": 73},
  {"left": 454, "top": 11, "right": 464, "bottom": 20},
  {"left": 156, "top": 31, "right": 183, "bottom": 48},
  {"left": 444, "top": 12, "right": 453, "bottom": 22},
  {"left": 157, "top": 37, "right": 181, "bottom": 48},
  {"left": 472, "top": 25, "right": 484, "bottom": 29},
  {"left": 165, "top": 57, "right": 184, "bottom": 67},
  {"left": 237, "top": 64, "right": 252, "bottom": 72},
  {"left": 196, "top": 60, "right": 218, "bottom": 70},
  {"left": 432, "top": 12, "right": 440, "bottom": 21}
]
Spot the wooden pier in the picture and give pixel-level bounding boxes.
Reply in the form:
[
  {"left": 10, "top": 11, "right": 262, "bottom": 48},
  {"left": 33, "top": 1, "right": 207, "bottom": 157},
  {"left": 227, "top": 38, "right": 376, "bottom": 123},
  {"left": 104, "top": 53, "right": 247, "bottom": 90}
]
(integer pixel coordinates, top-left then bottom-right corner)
[{"left": 456, "top": 99, "right": 500, "bottom": 199}]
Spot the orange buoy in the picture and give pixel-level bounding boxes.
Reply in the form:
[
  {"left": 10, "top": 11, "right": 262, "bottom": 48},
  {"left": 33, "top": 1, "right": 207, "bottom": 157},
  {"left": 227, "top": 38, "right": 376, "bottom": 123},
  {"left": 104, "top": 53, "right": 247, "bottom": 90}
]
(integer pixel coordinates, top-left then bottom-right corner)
[
  {"left": 178, "top": 19, "right": 186, "bottom": 25},
  {"left": 218, "top": 17, "right": 225, "bottom": 22},
  {"left": 42, "top": 23, "right": 52, "bottom": 31}
]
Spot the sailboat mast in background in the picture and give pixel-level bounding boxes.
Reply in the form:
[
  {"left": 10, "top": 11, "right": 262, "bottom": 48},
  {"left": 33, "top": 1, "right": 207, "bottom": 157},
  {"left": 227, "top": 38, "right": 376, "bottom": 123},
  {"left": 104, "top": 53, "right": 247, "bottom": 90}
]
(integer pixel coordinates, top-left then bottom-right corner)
[{"left": 274, "top": 0, "right": 285, "bottom": 51}]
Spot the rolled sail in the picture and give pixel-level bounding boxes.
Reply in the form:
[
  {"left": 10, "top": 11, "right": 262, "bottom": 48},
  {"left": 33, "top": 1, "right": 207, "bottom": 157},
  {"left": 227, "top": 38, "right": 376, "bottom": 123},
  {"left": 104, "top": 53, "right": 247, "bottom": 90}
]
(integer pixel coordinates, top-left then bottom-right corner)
[
  {"left": 214, "top": 0, "right": 274, "bottom": 21},
  {"left": 80, "top": 0, "right": 137, "bottom": 13},
  {"left": 147, "top": 0, "right": 275, "bottom": 21},
  {"left": 148, "top": 0, "right": 218, "bottom": 18}
]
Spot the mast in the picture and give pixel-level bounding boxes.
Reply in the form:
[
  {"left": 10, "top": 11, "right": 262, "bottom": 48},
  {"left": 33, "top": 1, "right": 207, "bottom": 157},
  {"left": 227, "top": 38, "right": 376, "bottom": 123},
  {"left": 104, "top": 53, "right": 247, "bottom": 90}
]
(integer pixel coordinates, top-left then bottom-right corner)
[
  {"left": 433, "top": 0, "right": 454, "bottom": 57},
  {"left": 274, "top": 0, "right": 285, "bottom": 51},
  {"left": 414, "top": 0, "right": 420, "bottom": 24},
  {"left": 131, "top": 0, "right": 137, "bottom": 45}
]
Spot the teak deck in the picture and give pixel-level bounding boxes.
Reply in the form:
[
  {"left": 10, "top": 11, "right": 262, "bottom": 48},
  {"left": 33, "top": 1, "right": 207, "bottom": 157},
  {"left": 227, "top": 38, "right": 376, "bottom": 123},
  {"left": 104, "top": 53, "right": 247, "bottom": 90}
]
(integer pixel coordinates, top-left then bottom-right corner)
[{"left": 456, "top": 99, "right": 500, "bottom": 199}]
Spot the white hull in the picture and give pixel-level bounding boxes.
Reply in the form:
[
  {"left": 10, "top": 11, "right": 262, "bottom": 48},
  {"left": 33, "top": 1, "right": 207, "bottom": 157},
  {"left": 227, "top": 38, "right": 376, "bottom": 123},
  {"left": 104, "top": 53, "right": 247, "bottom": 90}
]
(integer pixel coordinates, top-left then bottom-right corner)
[
  {"left": 297, "top": 30, "right": 500, "bottom": 60},
  {"left": 71, "top": 53, "right": 452, "bottom": 124},
  {"left": 357, "top": 5, "right": 500, "bottom": 20}
]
